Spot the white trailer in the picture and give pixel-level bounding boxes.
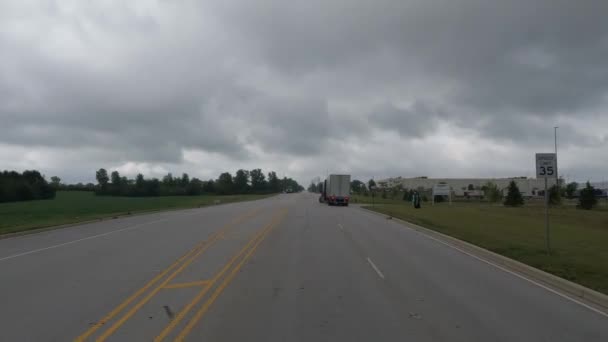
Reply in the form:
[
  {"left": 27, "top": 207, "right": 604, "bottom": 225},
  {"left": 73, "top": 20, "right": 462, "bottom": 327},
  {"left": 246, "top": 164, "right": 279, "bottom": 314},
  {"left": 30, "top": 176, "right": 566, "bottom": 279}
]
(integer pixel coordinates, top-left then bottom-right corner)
[{"left": 324, "top": 174, "right": 351, "bottom": 206}]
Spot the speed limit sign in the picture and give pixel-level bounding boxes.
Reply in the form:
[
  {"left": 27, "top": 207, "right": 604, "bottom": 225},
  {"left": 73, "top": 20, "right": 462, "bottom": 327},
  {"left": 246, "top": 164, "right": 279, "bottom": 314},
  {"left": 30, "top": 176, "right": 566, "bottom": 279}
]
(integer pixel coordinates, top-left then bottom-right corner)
[{"left": 536, "top": 153, "right": 557, "bottom": 178}]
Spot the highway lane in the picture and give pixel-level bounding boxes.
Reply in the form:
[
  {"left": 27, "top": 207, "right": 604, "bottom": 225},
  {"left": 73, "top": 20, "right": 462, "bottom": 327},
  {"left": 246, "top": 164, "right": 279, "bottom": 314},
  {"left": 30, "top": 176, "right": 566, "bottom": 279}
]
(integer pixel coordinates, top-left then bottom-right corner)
[
  {"left": 0, "top": 192, "right": 606, "bottom": 341},
  {"left": 0, "top": 196, "right": 288, "bottom": 341},
  {"left": 184, "top": 194, "right": 608, "bottom": 342}
]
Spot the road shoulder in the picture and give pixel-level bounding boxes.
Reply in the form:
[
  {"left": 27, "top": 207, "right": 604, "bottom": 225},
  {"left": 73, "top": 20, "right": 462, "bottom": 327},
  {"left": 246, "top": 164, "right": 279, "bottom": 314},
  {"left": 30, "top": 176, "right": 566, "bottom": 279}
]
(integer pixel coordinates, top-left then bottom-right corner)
[{"left": 358, "top": 206, "right": 608, "bottom": 316}]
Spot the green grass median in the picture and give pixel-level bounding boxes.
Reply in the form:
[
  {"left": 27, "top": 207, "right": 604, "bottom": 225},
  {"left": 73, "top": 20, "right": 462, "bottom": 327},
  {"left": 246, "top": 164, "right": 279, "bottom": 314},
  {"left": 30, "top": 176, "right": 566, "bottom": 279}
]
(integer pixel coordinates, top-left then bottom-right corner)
[
  {"left": 0, "top": 191, "right": 273, "bottom": 236},
  {"left": 353, "top": 195, "right": 608, "bottom": 295}
]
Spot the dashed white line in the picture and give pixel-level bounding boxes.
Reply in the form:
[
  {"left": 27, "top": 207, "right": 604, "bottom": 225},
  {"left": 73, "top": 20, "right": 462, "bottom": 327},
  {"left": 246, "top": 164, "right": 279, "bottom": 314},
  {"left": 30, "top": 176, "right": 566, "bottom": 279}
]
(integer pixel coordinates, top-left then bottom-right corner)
[
  {"left": 337, "top": 223, "right": 344, "bottom": 231},
  {"left": 0, "top": 218, "right": 167, "bottom": 262},
  {"left": 367, "top": 257, "right": 385, "bottom": 279}
]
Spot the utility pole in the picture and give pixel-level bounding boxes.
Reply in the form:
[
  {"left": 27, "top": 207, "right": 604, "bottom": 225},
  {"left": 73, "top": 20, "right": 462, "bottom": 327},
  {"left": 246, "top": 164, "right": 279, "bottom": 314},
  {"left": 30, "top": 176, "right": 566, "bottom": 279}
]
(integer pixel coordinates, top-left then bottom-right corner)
[{"left": 554, "top": 126, "right": 559, "bottom": 187}]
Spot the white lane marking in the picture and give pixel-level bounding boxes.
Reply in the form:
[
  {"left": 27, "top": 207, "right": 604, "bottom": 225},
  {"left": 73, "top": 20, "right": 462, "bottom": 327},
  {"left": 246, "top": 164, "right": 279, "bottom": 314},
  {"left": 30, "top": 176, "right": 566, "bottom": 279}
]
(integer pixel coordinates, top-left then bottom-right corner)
[
  {"left": 367, "top": 257, "right": 385, "bottom": 280},
  {"left": 337, "top": 223, "right": 344, "bottom": 231},
  {"left": 0, "top": 219, "right": 167, "bottom": 262},
  {"left": 417, "top": 230, "right": 608, "bottom": 318}
]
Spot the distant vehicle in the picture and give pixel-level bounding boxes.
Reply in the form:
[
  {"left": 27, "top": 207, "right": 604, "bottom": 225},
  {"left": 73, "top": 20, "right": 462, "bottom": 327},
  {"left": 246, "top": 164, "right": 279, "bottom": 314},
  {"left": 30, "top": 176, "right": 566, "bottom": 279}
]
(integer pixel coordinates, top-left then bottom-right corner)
[
  {"left": 286, "top": 187, "right": 293, "bottom": 193},
  {"left": 320, "top": 174, "right": 351, "bottom": 206}
]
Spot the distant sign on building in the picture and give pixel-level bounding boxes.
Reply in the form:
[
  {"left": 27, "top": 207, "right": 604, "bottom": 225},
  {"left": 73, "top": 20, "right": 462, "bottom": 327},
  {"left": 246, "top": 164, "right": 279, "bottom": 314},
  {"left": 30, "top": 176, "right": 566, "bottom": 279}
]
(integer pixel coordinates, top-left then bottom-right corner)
[{"left": 432, "top": 183, "right": 452, "bottom": 205}]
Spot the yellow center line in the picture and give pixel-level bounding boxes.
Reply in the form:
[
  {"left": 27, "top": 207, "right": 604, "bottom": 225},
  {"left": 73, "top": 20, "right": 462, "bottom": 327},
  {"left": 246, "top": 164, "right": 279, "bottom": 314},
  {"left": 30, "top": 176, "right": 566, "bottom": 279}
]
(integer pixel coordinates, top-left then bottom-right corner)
[
  {"left": 75, "top": 208, "right": 261, "bottom": 342},
  {"left": 75, "top": 232, "right": 212, "bottom": 342},
  {"left": 94, "top": 210, "right": 259, "bottom": 342},
  {"left": 154, "top": 208, "right": 288, "bottom": 342},
  {"left": 163, "top": 280, "right": 211, "bottom": 290},
  {"left": 174, "top": 208, "right": 288, "bottom": 341}
]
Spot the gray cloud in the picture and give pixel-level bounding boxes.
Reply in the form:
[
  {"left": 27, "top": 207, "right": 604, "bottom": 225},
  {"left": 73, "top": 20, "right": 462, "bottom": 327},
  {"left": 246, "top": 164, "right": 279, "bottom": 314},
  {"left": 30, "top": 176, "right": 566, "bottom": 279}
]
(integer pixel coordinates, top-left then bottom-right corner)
[
  {"left": 1, "top": 0, "right": 607, "bottom": 184},
  {"left": 215, "top": 0, "right": 608, "bottom": 115},
  {"left": 371, "top": 101, "right": 441, "bottom": 138}
]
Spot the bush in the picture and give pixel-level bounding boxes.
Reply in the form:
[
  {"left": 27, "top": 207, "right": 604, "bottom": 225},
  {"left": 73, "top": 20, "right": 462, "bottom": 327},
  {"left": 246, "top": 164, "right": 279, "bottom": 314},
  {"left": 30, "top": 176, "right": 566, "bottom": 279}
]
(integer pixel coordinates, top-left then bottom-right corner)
[
  {"left": 482, "top": 182, "right": 503, "bottom": 203},
  {"left": 549, "top": 184, "right": 562, "bottom": 205}
]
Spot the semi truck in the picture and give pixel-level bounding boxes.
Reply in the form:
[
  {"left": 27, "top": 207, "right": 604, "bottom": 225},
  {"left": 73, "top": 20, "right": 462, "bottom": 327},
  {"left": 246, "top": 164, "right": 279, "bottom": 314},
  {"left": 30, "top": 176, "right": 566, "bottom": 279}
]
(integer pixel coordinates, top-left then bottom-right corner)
[{"left": 320, "top": 174, "right": 351, "bottom": 206}]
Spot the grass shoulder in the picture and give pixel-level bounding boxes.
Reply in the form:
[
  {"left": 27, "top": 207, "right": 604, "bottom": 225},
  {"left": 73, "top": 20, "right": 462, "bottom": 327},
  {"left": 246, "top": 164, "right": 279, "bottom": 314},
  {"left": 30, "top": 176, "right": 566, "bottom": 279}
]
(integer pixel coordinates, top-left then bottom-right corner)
[{"left": 0, "top": 191, "right": 273, "bottom": 236}]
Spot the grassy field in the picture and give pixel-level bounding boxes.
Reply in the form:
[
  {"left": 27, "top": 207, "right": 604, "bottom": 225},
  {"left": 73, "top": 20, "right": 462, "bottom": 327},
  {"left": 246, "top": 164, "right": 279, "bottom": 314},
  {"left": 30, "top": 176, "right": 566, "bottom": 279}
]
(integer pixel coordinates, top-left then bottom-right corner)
[
  {"left": 352, "top": 195, "right": 608, "bottom": 295},
  {"left": 0, "top": 191, "right": 273, "bottom": 235}
]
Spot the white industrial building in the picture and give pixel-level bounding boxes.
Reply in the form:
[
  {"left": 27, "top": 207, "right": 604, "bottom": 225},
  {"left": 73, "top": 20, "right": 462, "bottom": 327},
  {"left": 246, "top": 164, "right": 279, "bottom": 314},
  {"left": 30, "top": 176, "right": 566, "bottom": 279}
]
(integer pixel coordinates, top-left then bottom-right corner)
[{"left": 377, "top": 177, "right": 558, "bottom": 197}]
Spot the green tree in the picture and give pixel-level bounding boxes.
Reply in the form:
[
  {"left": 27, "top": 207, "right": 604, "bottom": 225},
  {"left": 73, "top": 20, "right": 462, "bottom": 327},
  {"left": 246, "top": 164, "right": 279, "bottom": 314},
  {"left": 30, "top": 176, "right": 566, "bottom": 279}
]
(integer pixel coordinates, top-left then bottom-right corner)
[
  {"left": 350, "top": 179, "right": 365, "bottom": 194},
  {"left": 268, "top": 171, "right": 280, "bottom": 193},
  {"left": 135, "top": 173, "right": 145, "bottom": 186},
  {"left": 565, "top": 182, "right": 578, "bottom": 199},
  {"left": 368, "top": 179, "right": 376, "bottom": 190},
  {"left": 503, "top": 180, "right": 524, "bottom": 207},
  {"left": 578, "top": 182, "right": 597, "bottom": 210},
  {"left": 0, "top": 170, "right": 55, "bottom": 202},
  {"left": 50, "top": 176, "right": 61, "bottom": 189},
  {"left": 111, "top": 171, "right": 121, "bottom": 185},
  {"left": 135, "top": 174, "right": 145, "bottom": 196},
  {"left": 249, "top": 169, "right": 266, "bottom": 193},
  {"left": 234, "top": 169, "right": 249, "bottom": 194},
  {"left": 216, "top": 172, "right": 234, "bottom": 195},
  {"left": 109, "top": 171, "right": 123, "bottom": 196},
  {"left": 187, "top": 178, "right": 204, "bottom": 195},
  {"left": 162, "top": 173, "right": 174, "bottom": 186},
  {"left": 96, "top": 168, "right": 109, "bottom": 190},
  {"left": 181, "top": 173, "right": 190, "bottom": 187},
  {"left": 203, "top": 179, "right": 216, "bottom": 193}
]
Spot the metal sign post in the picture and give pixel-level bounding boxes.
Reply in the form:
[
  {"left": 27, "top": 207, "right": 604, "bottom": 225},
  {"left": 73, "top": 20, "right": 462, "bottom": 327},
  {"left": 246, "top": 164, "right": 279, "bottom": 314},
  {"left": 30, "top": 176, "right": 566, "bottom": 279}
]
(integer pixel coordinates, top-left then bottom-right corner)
[
  {"left": 536, "top": 153, "right": 557, "bottom": 253},
  {"left": 544, "top": 177, "right": 549, "bottom": 252},
  {"left": 370, "top": 185, "right": 376, "bottom": 207}
]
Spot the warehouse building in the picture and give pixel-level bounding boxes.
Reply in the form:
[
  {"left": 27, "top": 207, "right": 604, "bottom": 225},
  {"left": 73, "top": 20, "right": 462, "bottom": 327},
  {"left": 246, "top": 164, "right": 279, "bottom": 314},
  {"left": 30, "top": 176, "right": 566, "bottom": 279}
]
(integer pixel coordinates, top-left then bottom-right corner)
[{"left": 377, "top": 177, "right": 558, "bottom": 197}]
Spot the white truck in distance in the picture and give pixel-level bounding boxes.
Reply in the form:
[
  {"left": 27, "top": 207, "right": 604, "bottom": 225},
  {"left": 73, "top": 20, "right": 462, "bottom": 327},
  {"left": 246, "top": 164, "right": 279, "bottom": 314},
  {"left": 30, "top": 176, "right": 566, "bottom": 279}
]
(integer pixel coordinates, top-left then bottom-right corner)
[{"left": 321, "top": 174, "right": 351, "bottom": 206}]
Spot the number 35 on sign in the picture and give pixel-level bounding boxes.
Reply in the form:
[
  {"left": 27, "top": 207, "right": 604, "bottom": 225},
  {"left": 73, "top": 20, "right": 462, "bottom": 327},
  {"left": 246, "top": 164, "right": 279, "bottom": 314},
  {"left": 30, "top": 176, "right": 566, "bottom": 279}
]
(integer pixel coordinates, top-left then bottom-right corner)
[{"left": 536, "top": 153, "right": 557, "bottom": 178}]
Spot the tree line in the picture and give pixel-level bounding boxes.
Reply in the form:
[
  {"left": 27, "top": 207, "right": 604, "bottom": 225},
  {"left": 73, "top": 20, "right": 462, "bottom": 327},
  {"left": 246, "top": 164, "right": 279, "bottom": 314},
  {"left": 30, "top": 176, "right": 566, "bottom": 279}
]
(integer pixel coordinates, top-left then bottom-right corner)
[
  {"left": 94, "top": 168, "right": 303, "bottom": 197},
  {"left": 0, "top": 170, "right": 56, "bottom": 203}
]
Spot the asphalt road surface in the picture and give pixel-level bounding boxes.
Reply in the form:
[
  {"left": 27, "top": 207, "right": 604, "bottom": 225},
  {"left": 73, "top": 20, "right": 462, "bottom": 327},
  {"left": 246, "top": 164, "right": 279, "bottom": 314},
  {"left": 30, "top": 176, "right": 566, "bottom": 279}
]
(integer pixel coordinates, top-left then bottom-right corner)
[{"left": 1, "top": 193, "right": 607, "bottom": 341}]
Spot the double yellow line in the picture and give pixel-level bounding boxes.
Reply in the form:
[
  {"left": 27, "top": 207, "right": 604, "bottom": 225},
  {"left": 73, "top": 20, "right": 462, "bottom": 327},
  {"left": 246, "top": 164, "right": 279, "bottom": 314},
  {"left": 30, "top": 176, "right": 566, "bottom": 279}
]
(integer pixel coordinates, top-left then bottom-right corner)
[
  {"left": 75, "top": 208, "right": 261, "bottom": 342},
  {"left": 158, "top": 208, "right": 288, "bottom": 341}
]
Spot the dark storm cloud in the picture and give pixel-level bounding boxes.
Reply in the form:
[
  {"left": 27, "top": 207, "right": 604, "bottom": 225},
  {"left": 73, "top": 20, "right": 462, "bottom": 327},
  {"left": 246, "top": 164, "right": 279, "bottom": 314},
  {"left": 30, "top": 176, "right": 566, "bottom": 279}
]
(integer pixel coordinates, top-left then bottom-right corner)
[
  {"left": 1, "top": 0, "right": 607, "bottom": 183},
  {"left": 215, "top": 0, "right": 608, "bottom": 128}
]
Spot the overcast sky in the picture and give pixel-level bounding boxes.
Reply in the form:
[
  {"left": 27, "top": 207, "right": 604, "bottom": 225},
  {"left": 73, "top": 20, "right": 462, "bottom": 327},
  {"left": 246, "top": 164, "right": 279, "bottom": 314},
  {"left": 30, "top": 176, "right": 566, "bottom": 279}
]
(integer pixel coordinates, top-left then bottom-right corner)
[{"left": 1, "top": 0, "right": 607, "bottom": 185}]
